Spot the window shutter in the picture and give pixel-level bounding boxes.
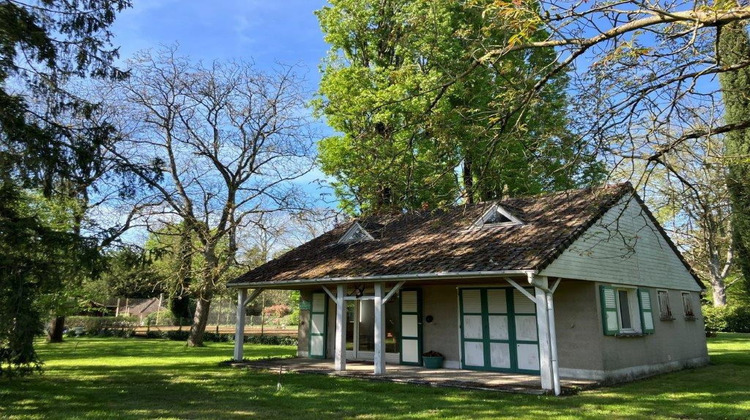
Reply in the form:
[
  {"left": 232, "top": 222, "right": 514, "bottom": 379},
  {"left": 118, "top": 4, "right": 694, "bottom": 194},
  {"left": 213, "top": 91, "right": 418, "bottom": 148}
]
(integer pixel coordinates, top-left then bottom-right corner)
[
  {"left": 599, "top": 285, "right": 619, "bottom": 336},
  {"left": 638, "top": 288, "right": 655, "bottom": 334}
]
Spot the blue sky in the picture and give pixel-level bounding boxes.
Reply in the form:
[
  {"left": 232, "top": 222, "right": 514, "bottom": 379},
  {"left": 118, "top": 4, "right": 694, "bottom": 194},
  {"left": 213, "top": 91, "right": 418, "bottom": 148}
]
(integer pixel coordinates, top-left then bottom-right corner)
[{"left": 112, "top": 0, "right": 329, "bottom": 70}]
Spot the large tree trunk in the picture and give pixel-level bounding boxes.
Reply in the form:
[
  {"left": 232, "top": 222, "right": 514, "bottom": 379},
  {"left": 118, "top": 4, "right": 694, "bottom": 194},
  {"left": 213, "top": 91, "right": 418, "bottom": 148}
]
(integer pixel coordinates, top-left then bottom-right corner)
[
  {"left": 187, "top": 296, "right": 211, "bottom": 347},
  {"left": 47, "top": 316, "right": 65, "bottom": 343},
  {"left": 712, "top": 281, "right": 728, "bottom": 307}
]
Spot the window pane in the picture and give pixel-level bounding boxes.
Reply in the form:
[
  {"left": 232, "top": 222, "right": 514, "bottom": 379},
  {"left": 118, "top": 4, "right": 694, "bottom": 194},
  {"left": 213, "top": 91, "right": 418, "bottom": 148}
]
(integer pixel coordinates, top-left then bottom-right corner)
[
  {"left": 359, "top": 300, "right": 374, "bottom": 352},
  {"left": 346, "top": 301, "right": 355, "bottom": 350},
  {"left": 618, "top": 290, "right": 632, "bottom": 329},
  {"left": 357, "top": 298, "right": 401, "bottom": 353},
  {"left": 385, "top": 296, "right": 400, "bottom": 353}
]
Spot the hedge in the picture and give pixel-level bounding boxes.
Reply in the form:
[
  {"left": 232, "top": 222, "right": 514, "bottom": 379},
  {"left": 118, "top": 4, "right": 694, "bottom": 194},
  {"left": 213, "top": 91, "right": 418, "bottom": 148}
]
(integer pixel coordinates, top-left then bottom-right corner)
[
  {"left": 141, "top": 330, "right": 298, "bottom": 345},
  {"left": 703, "top": 305, "right": 750, "bottom": 333},
  {"left": 65, "top": 316, "right": 138, "bottom": 337}
]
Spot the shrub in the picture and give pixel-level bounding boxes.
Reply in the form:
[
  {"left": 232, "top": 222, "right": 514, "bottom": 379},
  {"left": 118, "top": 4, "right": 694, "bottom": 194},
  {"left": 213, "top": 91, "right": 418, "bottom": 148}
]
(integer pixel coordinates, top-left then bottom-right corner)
[
  {"left": 144, "top": 309, "right": 176, "bottom": 327},
  {"left": 65, "top": 316, "right": 138, "bottom": 337},
  {"left": 287, "top": 309, "right": 300, "bottom": 326},
  {"left": 165, "top": 330, "right": 190, "bottom": 341},
  {"left": 703, "top": 305, "right": 750, "bottom": 333},
  {"left": 703, "top": 305, "right": 728, "bottom": 333},
  {"left": 263, "top": 304, "right": 291, "bottom": 318},
  {"left": 244, "top": 335, "right": 297, "bottom": 346},
  {"left": 203, "top": 332, "right": 232, "bottom": 342}
]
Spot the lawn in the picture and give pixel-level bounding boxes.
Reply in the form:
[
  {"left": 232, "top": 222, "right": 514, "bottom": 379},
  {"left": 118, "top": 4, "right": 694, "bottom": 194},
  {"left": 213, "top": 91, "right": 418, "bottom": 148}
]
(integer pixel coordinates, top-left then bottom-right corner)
[{"left": 1, "top": 334, "right": 748, "bottom": 419}]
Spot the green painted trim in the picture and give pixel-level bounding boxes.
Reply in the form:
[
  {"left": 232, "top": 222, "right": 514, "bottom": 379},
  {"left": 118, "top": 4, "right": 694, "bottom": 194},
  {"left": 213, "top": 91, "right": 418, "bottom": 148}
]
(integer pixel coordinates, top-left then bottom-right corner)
[
  {"left": 459, "top": 287, "right": 540, "bottom": 374},
  {"left": 399, "top": 288, "right": 423, "bottom": 366},
  {"left": 638, "top": 288, "right": 655, "bottom": 334},
  {"left": 600, "top": 285, "right": 619, "bottom": 336},
  {"left": 308, "top": 292, "right": 328, "bottom": 359}
]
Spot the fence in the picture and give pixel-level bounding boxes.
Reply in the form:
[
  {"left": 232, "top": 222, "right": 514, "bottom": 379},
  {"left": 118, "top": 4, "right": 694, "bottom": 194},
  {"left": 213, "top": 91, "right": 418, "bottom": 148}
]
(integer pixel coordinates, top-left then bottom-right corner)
[{"left": 111, "top": 296, "right": 295, "bottom": 330}]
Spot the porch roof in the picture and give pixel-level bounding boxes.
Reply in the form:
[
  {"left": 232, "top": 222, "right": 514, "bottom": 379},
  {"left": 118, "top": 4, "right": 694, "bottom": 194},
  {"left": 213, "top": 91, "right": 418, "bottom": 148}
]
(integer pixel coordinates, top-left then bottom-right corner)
[{"left": 229, "top": 183, "right": 660, "bottom": 288}]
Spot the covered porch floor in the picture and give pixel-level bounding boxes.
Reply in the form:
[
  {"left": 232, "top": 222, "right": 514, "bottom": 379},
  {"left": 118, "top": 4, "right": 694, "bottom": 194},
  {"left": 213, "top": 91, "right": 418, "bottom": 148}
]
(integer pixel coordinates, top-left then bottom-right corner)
[{"left": 230, "top": 358, "right": 598, "bottom": 395}]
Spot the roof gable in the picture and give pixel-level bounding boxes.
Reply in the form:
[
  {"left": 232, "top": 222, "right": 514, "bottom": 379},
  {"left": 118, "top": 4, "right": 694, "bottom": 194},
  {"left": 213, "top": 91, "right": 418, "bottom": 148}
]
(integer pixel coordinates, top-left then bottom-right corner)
[{"left": 539, "top": 194, "right": 703, "bottom": 290}]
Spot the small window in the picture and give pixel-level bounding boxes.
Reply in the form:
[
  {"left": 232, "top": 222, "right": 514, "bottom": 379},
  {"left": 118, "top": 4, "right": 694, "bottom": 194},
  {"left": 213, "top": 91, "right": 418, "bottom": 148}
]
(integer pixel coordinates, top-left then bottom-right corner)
[
  {"left": 616, "top": 288, "right": 639, "bottom": 333},
  {"left": 485, "top": 210, "right": 512, "bottom": 224},
  {"left": 657, "top": 290, "right": 673, "bottom": 321},
  {"left": 338, "top": 222, "right": 374, "bottom": 244},
  {"left": 472, "top": 204, "right": 523, "bottom": 229},
  {"left": 682, "top": 292, "right": 695, "bottom": 319}
]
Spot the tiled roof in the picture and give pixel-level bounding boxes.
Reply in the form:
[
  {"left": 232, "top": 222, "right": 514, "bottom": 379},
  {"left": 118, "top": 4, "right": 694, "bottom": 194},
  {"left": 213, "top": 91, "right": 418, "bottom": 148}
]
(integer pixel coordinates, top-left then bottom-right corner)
[{"left": 229, "top": 183, "right": 699, "bottom": 287}]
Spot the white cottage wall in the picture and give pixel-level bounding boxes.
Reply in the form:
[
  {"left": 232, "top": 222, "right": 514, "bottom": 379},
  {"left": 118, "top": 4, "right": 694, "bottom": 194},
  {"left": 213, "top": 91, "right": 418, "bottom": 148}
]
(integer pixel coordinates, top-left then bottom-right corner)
[{"left": 541, "top": 197, "right": 701, "bottom": 292}]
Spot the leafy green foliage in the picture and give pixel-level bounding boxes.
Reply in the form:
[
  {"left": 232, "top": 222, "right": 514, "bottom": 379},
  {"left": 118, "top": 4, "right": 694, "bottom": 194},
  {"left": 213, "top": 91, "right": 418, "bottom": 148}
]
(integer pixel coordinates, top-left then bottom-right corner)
[
  {"left": 315, "top": 0, "right": 603, "bottom": 214},
  {"left": 0, "top": 0, "right": 130, "bottom": 375},
  {"left": 704, "top": 305, "right": 750, "bottom": 333},
  {"left": 93, "top": 247, "right": 165, "bottom": 300},
  {"left": 718, "top": 19, "right": 750, "bottom": 292},
  {"left": 0, "top": 185, "right": 99, "bottom": 376},
  {"left": 65, "top": 316, "right": 138, "bottom": 337}
]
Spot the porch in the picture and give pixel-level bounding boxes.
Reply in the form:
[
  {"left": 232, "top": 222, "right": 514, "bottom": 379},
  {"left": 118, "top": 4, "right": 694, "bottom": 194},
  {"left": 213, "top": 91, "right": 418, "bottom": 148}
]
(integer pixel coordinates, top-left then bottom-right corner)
[
  {"left": 231, "top": 358, "right": 597, "bottom": 395},
  {"left": 232, "top": 275, "right": 566, "bottom": 394}
]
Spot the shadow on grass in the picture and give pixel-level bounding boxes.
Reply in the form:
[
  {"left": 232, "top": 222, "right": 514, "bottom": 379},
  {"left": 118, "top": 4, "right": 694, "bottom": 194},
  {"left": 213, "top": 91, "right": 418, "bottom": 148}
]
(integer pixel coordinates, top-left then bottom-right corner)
[{"left": 1, "top": 336, "right": 749, "bottom": 419}]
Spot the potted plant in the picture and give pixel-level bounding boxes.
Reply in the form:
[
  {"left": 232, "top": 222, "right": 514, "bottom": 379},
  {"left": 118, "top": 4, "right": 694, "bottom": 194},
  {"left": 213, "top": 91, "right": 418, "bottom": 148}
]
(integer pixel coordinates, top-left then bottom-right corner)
[{"left": 422, "top": 350, "right": 444, "bottom": 369}]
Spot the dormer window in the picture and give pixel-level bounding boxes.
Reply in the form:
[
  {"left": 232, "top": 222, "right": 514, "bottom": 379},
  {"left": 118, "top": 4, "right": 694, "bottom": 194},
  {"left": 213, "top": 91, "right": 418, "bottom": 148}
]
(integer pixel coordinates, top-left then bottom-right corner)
[
  {"left": 472, "top": 204, "right": 523, "bottom": 229},
  {"left": 338, "top": 222, "right": 375, "bottom": 244}
]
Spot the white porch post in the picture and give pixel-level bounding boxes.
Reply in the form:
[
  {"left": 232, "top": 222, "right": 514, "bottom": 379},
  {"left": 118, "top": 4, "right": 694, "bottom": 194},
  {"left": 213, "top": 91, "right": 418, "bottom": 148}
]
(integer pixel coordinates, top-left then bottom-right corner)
[
  {"left": 373, "top": 282, "right": 386, "bottom": 375},
  {"left": 547, "top": 288, "right": 561, "bottom": 396},
  {"left": 334, "top": 284, "right": 347, "bottom": 371},
  {"left": 233, "top": 288, "right": 248, "bottom": 361},
  {"left": 532, "top": 275, "right": 553, "bottom": 392}
]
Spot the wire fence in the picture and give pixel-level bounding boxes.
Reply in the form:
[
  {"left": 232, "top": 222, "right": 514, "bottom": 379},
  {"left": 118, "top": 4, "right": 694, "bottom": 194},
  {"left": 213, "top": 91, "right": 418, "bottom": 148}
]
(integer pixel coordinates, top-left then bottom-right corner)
[{"left": 110, "top": 296, "right": 294, "bottom": 329}]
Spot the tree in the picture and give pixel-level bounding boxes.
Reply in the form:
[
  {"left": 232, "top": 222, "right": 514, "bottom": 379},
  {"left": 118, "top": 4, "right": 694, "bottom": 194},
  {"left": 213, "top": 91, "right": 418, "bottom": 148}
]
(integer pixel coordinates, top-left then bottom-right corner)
[
  {"left": 0, "top": 0, "right": 130, "bottom": 374},
  {"left": 717, "top": 11, "right": 750, "bottom": 291},
  {"left": 0, "top": 187, "right": 99, "bottom": 375},
  {"left": 644, "top": 136, "right": 735, "bottom": 306},
  {"left": 314, "top": 0, "right": 603, "bottom": 215},
  {"left": 110, "top": 47, "right": 315, "bottom": 346},
  {"left": 83, "top": 247, "right": 165, "bottom": 301},
  {"left": 390, "top": 1, "right": 750, "bottom": 285}
]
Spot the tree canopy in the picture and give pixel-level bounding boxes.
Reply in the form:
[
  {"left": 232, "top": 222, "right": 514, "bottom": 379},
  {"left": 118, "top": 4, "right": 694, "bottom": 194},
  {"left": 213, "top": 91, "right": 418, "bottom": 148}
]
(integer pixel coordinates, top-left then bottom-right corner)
[{"left": 314, "top": 0, "right": 603, "bottom": 215}]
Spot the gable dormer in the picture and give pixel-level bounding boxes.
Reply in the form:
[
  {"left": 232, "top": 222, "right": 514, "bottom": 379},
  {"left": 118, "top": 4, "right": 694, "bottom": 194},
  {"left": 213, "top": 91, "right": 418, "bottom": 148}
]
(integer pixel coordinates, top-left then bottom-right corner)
[
  {"left": 338, "top": 221, "right": 375, "bottom": 244},
  {"left": 472, "top": 203, "right": 523, "bottom": 229}
]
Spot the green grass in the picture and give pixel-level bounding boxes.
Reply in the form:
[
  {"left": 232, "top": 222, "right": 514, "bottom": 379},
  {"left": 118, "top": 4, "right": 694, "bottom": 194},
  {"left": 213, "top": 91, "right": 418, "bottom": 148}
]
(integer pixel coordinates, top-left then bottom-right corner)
[{"left": 1, "top": 334, "right": 749, "bottom": 419}]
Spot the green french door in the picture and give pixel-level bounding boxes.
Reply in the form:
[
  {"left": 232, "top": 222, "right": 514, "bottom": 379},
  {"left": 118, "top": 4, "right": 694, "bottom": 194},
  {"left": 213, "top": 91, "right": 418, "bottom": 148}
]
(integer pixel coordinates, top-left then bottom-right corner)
[
  {"left": 309, "top": 292, "right": 328, "bottom": 359},
  {"left": 459, "top": 288, "right": 540, "bottom": 374},
  {"left": 399, "top": 289, "right": 422, "bottom": 365}
]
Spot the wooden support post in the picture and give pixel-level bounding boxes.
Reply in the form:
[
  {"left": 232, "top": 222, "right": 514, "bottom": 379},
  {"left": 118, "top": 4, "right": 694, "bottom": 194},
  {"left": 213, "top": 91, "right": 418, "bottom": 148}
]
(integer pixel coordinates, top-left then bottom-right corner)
[
  {"left": 334, "top": 284, "right": 347, "bottom": 371},
  {"left": 531, "top": 275, "right": 553, "bottom": 392},
  {"left": 374, "top": 282, "right": 386, "bottom": 375},
  {"left": 234, "top": 288, "right": 248, "bottom": 361}
]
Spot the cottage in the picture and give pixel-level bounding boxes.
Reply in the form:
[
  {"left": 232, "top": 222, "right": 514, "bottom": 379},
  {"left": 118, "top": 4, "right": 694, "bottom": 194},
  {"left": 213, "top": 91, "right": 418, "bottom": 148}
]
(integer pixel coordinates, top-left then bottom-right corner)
[{"left": 228, "top": 183, "right": 708, "bottom": 394}]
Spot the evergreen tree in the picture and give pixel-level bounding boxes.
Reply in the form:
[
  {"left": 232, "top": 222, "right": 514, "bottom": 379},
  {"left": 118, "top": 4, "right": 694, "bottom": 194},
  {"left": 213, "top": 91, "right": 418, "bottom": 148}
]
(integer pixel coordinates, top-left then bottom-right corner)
[
  {"left": 0, "top": 0, "right": 130, "bottom": 374},
  {"left": 718, "top": 17, "right": 750, "bottom": 290}
]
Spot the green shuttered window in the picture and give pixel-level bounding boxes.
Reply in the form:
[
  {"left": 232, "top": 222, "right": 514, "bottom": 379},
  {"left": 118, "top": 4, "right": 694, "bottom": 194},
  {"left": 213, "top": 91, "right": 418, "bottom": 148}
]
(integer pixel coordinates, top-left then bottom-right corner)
[{"left": 599, "top": 285, "right": 655, "bottom": 336}]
